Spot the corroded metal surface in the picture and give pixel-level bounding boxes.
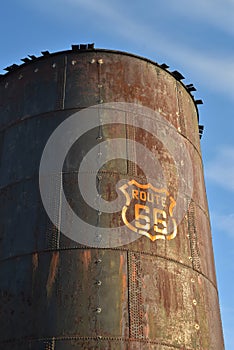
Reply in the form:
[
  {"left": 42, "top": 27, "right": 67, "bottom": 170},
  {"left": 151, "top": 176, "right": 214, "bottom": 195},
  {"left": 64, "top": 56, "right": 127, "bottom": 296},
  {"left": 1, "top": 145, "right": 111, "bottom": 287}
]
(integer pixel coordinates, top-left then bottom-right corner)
[{"left": 0, "top": 48, "right": 224, "bottom": 349}]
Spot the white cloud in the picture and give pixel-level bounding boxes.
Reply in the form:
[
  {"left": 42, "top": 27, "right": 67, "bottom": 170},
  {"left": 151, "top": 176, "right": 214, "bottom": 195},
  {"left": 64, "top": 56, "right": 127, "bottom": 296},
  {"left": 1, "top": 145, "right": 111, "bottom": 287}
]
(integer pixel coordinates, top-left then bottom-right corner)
[{"left": 205, "top": 147, "right": 234, "bottom": 191}]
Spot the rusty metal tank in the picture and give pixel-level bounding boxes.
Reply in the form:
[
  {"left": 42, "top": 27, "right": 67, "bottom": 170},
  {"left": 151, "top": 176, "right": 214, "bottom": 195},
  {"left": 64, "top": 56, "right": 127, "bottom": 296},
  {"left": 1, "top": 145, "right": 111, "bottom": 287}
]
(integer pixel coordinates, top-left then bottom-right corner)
[{"left": 0, "top": 45, "right": 224, "bottom": 349}]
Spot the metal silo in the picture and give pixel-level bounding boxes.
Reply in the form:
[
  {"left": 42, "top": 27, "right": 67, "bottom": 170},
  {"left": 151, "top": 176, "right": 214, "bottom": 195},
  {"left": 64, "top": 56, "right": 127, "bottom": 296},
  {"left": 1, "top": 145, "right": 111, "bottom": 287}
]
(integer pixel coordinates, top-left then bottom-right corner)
[{"left": 0, "top": 45, "right": 224, "bottom": 349}]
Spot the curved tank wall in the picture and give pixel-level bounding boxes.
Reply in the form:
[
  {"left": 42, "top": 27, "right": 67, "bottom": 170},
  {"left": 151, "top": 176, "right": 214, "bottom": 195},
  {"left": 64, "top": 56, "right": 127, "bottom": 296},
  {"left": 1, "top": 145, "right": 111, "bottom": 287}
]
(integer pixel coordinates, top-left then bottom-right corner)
[{"left": 0, "top": 48, "right": 224, "bottom": 349}]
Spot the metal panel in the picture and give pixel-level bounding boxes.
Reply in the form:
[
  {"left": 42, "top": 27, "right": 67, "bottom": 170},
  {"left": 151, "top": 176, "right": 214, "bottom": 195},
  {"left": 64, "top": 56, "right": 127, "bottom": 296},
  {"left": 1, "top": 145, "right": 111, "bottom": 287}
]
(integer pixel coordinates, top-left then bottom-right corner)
[
  {"left": 0, "top": 49, "right": 224, "bottom": 349},
  {"left": 0, "top": 55, "right": 66, "bottom": 129}
]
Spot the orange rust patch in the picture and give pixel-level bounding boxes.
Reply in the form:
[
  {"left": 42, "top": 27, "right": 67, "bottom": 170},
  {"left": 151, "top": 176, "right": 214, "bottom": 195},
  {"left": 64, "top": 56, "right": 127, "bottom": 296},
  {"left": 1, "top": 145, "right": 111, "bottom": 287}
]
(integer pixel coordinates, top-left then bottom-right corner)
[
  {"left": 119, "top": 254, "right": 124, "bottom": 274},
  {"left": 122, "top": 273, "right": 127, "bottom": 289},
  {"left": 46, "top": 252, "right": 59, "bottom": 299},
  {"left": 121, "top": 274, "right": 127, "bottom": 301},
  {"left": 82, "top": 250, "right": 91, "bottom": 270},
  {"left": 120, "top": 254, "right": 127, "bottom": 301},
  {"left": 143, "top": 309, "right": 150, "bottom": 337}
]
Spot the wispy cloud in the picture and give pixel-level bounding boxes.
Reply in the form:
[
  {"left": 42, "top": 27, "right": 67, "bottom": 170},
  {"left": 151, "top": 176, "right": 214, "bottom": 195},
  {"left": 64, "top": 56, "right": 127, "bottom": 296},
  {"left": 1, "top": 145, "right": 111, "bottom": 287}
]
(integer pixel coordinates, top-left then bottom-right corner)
[
  {"left": 66, "top": 0, "right": 234, "bottom": 99},
  {"left": 168, "top": 0, "right": 234, "bottom": 37},
  {"left": 23, "top": 0, "right": 234, "bottom": 99},
  {"left": 210, "top": 212, "right": 234, "bottom": 243},
  {"left": 205, "top": 147, "right": 234, "bottom": 191},
  {"left": 211, "top": 212, "right": 234, "bottom": 238}
]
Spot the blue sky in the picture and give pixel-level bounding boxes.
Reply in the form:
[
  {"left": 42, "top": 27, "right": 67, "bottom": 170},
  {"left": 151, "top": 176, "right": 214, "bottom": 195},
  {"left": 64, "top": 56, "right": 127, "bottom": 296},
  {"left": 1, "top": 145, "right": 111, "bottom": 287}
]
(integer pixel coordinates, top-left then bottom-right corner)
[{"left": 1, "top": 0, "right": 234, "bottom": 348}]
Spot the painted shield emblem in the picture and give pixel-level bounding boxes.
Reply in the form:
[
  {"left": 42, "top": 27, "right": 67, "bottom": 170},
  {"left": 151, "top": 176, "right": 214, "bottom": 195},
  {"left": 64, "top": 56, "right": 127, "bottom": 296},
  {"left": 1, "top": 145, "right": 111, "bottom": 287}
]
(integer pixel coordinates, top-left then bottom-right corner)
[{"left": 119, "top": 180, "right": 177, "bottom": 241}]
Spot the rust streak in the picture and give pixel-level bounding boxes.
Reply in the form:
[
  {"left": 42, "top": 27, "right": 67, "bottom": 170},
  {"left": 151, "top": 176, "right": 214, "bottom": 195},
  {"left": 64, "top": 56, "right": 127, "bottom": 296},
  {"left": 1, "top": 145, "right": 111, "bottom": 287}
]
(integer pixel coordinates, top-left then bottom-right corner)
[
  {"left": 144, "top": 311, "right": 150, "bottom": 338},
  {"left": 119, "top": 254, "right": 124, "bottom": 274},
  {"left": 82, "top": 250, "right": 91, "bottom": 270},
  {"left": 120, "top": 254, "right": 127, "bottom": 298},
  {"left": 46, "top": 252, "right": 59, "bottom": 299},
  {"left": 119, "top": 253, "right": 127, "bottom": 334},
  {"left": 32, "top": 252, "right": 38, "bottom": 273}
]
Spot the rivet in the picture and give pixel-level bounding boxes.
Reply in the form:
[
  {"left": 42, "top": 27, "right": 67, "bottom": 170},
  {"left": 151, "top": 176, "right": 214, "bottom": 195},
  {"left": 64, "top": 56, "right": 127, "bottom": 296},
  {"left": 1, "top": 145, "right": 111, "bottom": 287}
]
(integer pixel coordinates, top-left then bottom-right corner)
[
  {"left": 96, "top": 307, "right": 102, "bottom": 313},
  {"left": 18, "top": 74, "right": 23, "bottom": 80},
  {"left": 98, "top": 59, "right": 103, "bottom": 64},
  {"left": 52, "top": 63, "right": 56, "bottom": 68},
  {"left": 97, "top": 175, "right": 102, "bottom": 180},
  {"left": 5, "top": 82, "right": 8, "bottom": 88},
  {"left": 193, "top": 299, "right": 197, "bottom": 305},
  {"left": 97, "top": 335, "right": 102, "bottom": 340},
  {"left": 90, "top": 59, "right": 95, "bottom": 64},
  {"left": 72, "top": 60, "right": 77, "bottom": 65},
  {"left": 98, "top": 84, "right": 103, "bottom": 88},
  {"left": 188, "top": 256, "right": 192, "bottom": 261},
  {"left": 96, "top": 136, "right": 103, "bottom": 141},
  {"left": 99, "top": 99, "right": 104, "bottom": 104},
  {"left": 195, "top": 324, "right": 200, "bottom": 330},
  {"left": 98, "top": 211, "right": 102, "bottom": 216},
  {"left": 191, "top": 278, "right": 195, "bottom": 283},
  {"left": 34, "top": 68, "right": 39, "bottom": 73},
  {"left": 98, "top": 152, "right": 102, "bottom": 157},
  {"left": 95, "top": 258, "right": 102, "bottom": 264},
  {"left": 96, "top": 280, "right": 102, "bottom": 286}
]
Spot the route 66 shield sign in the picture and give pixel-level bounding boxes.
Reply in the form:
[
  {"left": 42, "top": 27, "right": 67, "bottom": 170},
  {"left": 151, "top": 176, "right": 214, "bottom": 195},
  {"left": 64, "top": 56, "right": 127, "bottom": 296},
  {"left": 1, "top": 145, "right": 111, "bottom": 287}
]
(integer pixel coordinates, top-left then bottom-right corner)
[{"left": 119, "top": 180, "right": 177, "bottom": 241}]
